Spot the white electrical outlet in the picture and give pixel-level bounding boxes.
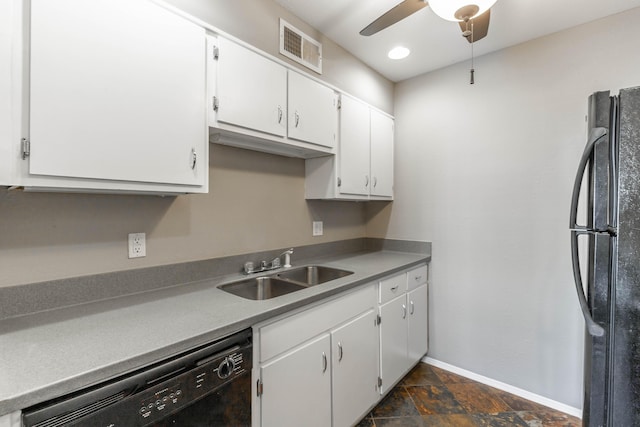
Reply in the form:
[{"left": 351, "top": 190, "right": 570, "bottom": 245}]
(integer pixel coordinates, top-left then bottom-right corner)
[
  {"left": 128, "top": 233, "right": 146, "bottom": 258},
  {"left": 312, "top": 221, "right": 323, "bottom": 236}
]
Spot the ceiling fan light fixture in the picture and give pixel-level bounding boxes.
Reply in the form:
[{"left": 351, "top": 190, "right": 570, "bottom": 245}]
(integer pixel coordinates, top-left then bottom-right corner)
[
  {"left": 428, "top": 0, "right": 496, "bottom": 21},
  {"left": 388, "top": 46, "right": 411, "bottom": 60}
]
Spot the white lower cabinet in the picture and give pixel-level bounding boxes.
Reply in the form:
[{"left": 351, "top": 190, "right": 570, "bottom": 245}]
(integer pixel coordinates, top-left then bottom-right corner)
[
  {"left": 331, "top": 309, "right": 379, "bottom": 427},
  {"left": 260, "top": 333, "right": 332, "bottom": 427},
  {"left": 379, "top": 294, "right": 411, "bottom": 394},
  {"left": 408, "top": 284, "right": 429, "bottom": 362},
  {"left": 254, "top": 264, "right": 428, "bottom": 426},
  {"left": 254, "top": 284, "right": 378, "bottom": 427},
  {"left": 259, "top": 314, "right": 378, "bottom": 427},
  {"left": 378, "top": 264, "right": 429, "bottom": 394},
  {"left": 0, "top": 411, "right": 20, "bottom": 427}
]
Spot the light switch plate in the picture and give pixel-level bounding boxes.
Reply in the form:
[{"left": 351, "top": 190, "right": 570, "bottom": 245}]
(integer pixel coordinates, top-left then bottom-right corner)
[
  {"left": 312, "top": 221, "right": 323, "bottom": 236},
  {"left": 128, "top": 233, "right": 146, "bottom": 258}
]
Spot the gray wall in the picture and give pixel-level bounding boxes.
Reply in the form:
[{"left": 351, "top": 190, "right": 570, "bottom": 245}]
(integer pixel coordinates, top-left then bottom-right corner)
[
  {"left": 366, "top": 8, "right": 640, "bottom": 409},
  {"left": 0, "top": 0, "right": 393, "bottom": 287}
]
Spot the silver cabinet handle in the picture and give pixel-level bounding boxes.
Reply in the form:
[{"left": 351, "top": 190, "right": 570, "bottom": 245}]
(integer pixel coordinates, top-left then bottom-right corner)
[
  {"left": 191, "top": 148, "right": 197, "bottom": 170},
  {"left": 415, "top": 275, "right": 423, "bottom": 282},
  {"left": 322, "top": 352, "right": 327, "bottom": 373},
  {"left": 373, "top": 177, "right": 377, "bottom": 188},
  {"left": 337, "top": 177, "right": 342, "bottom": 187},
  {"left": 410, "top": 300, "right": 415, "bottom": 315},
  {"left": 295, "top": 111, "right": 300, "bottom": 128},
  {"left": 365, "top": 175, "right": 369, "bottom": 187},
  {"left": 338, "top": 342, "right": 343, "bottom": 362},
  {"left": 278, "top": 106, "right": 283, "bottom": 124},
  {"left": 402, "top": 304, "right": 407, "bottom": 319},
  {"left": 390, "top": 285, "right": 399, "bottom": 293}
]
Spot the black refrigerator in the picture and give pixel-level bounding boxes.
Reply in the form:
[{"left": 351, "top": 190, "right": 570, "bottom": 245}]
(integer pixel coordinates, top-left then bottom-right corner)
[{"left": 570, "top": 87, "right": 640, "bottom": 426}]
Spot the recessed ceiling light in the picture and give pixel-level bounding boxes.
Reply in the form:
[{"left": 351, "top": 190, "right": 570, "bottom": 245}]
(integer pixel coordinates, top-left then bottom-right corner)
[{"left": 388, "top": 46, "right": 410, "bottom": 60}]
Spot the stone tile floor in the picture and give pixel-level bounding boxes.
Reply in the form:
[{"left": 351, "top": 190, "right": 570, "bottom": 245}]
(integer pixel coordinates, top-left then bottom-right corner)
[{"left": 356, "top": 363, "right": 581, "bottom": 427}]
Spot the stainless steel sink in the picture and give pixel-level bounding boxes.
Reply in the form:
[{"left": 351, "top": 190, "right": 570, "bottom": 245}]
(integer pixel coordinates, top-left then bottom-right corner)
[
  {"left": 219, "top": 276, "right": 307, "bottom": 300},
  {"left": 219, "top": 266, "right": 354, "bottom": 300},
  {"left": 276, "top": 265, "right": 353, "bottom": 286}
]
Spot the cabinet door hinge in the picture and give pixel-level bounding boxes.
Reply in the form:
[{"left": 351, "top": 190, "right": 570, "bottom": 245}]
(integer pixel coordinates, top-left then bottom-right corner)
[
  {"left": 21, "top": 138, "right": 30, "bottom": 160},
  {"left": 213, "top": 45, "right": 219, "bottom": 60},
  {"left": 378, "top": 377, "right": 383, "bottom": 388},
  {"left": 376, "top": 314, "right": 382, "bottom": 325},
  {"left": 213, "top": 96, "right": 219, "bottom": 111},
  {"left": 257, "top": 379, "right": 263, "bottom": 397}
]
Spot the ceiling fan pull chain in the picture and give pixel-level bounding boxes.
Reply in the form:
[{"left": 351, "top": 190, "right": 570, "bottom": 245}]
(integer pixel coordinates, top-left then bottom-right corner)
[{"left": 470, "top": 19, "right": 475, "bottom": 85}]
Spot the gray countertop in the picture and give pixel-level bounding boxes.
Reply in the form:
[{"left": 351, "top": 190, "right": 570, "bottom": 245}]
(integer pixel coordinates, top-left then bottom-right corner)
[{"left": 0, "top": 249, "right": 428, "bottom": 416}]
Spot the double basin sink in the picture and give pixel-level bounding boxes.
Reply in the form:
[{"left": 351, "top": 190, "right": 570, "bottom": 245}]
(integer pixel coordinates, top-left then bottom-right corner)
[{"left": 219, "top": 266, "right": 353, "bottom": 300}]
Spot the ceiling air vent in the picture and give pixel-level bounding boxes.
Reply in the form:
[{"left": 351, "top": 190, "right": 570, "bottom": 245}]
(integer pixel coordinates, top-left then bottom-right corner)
[{"left": 279, "top": 19, "right": 322, "bottom": 74}]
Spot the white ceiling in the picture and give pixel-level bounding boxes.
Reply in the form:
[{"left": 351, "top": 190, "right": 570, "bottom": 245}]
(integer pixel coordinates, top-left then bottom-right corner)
[{"left": 274, "top": 0, "right": 640, "bottom": 82}]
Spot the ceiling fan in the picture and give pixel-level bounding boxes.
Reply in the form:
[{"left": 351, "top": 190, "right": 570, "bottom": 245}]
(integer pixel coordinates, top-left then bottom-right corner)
[{"left": 360, "top": 0, "right": 497, "bottom": 43}]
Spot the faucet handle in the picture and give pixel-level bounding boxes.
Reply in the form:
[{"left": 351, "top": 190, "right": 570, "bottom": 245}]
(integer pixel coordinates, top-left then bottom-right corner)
[
  {"left": 244, "top": 261, "right": 254, "bottom": 274},
  {"left": 271, "top": 258, "right": 281, "bottom": 269}
]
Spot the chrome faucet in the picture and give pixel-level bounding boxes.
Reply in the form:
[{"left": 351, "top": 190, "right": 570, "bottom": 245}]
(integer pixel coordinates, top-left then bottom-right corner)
[
  {"left": 243, "top": 248, "right": 294, "bottom": 274},
  {"left": 280, "top": 248, "right": 293, "bottom": 268}
]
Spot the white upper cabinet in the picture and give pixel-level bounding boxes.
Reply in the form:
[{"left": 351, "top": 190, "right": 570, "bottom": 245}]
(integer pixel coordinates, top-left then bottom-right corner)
[
  {"left": 215, "top": 37, "right": 287, "bottom": 138},
  {"left": 305, "top": 94, "right": 394, "bottom": 201},
  {"left": 287, "top": 71, "right": 338, "bottom": 149},
  {"left": 370, "top": 109, "right": 394, "bottom": 198},
  {"left": 208, "top": 36, "right": 334, "bottom": 158},
  {"left": 339, "top": 94, "right": 371, "bottom": 197},
  {"left": 25, "top": 0, "right": 207, "bottom": 193}
]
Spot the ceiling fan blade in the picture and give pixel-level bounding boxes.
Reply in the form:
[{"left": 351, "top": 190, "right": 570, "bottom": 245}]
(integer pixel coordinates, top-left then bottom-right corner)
[
  {"left": 360, "top": 0, "right": 428, "bottom": 36},
  {"left": 459, "top": 9, "right": 490, "bottom": 43}
]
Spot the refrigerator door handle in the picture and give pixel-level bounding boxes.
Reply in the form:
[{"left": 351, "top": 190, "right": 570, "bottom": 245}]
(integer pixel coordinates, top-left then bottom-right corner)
[
  {"left": 571, "top": 230, "right": 605, "bottom": 337},
  {"left": 569, "top": 127, "right": 607, "bottom": 337},
  {"left": 569, "top": 127, "right": 607, "bottom": 231}
]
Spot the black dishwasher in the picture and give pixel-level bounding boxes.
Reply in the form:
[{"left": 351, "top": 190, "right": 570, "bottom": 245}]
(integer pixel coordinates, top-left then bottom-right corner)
[{"left": 22, "top": 329, "right": 252, "bottom": 427}]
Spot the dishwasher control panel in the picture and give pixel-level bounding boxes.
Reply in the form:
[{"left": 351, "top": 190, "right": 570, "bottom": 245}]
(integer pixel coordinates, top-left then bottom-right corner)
[
  {"left": 138, "top": 383, "right": 183, "bottom": 420},
  {"left": 133, "top": 346, "right": 250, "bottom": 425}
]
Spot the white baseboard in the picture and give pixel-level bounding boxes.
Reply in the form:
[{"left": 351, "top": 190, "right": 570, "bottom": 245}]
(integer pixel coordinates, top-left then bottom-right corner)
[{"left": 422, "top": 356, "right": 582, "bottom": 419}]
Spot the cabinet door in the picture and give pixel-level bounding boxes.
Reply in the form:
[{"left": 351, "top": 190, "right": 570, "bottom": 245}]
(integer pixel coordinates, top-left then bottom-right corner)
[
  {"left": 332, "top": 309, "right": 379, "bottom": 427},
  {"left": 260, "top": 334, "right": 331, "bottom": 427},
  {"left": 379, "top": 295, "right": 409, "bottom": 393},
  {"left": 288, "top": 71, "right": 337, "bottom": 148},
  {"left": 338, "top": 95, "right": 370, "bottom": 196},
  {"left": 408, "top": 284, "right": 429, "bottom": 363},
  {"left": 216, "top": 38, "right": 287, "bottom": 137},
  {"left": 370, "top": 109, "right": 394, "bottom": 198},
  {"left": 29, "top": 0, "right": 206, "bottom": 186}
]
